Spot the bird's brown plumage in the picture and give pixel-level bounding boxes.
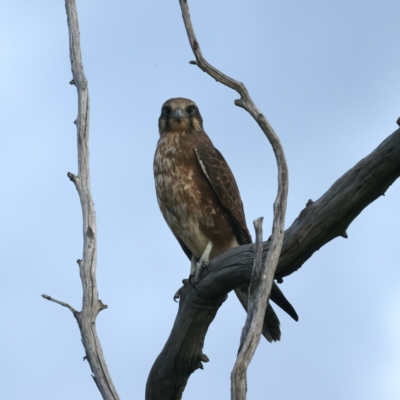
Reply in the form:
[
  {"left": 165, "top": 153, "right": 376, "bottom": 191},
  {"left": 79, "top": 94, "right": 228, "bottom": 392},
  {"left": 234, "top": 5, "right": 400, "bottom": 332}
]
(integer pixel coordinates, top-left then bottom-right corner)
[{"left": 154, "top": 98, "right": 297, "bottom": 342}]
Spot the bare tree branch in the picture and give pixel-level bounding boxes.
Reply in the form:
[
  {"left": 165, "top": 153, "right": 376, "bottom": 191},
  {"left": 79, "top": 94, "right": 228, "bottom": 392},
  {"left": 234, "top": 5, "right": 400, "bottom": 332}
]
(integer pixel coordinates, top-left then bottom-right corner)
[
  {"left": 146, "top": 126, "right": 400, "bottom": 400},
  {"left": 42, "top": 2, "right": 120, "bottom": 399},
  {"left": 146, "top": 284, "right": 227, "bottom": 400},
  {"left": 42, "top": 294, "right": 79, "bottom": 316},
  {"left": 178, "top": 1, "right": 288, "bottom": 398},
  {"left": 275, "top": 125, "right": 400, "bottom": 280}
]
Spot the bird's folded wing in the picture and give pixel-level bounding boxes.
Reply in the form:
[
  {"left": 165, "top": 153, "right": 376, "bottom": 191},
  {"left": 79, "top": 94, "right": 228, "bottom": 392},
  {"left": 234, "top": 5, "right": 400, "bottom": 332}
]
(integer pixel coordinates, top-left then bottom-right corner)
[{"left": 194, "top": 138, "right": 252, "bottom": 245}]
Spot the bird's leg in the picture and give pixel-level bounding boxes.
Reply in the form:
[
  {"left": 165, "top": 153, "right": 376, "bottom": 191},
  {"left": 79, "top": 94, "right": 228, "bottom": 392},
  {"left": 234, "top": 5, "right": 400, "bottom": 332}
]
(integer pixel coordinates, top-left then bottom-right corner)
[
  {"left": 193, "top": 241, "right": 213, "bottom": 282},
  {"left": 190, "top": 254, "right": 197, "bottom": 275}
]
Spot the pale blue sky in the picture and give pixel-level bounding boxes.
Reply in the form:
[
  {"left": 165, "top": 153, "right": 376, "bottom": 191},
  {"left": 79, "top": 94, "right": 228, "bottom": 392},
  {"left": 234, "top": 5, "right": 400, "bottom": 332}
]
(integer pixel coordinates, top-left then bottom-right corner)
[{"left": 1, "top": 1, "right": 399, "bottom": 399}]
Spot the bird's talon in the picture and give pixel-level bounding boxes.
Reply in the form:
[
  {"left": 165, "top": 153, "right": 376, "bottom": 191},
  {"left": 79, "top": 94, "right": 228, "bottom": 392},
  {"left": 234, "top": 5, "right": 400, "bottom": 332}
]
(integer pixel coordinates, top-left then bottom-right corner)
[{"left": 173, "top": 288, "right": 181, "bottom": 302}]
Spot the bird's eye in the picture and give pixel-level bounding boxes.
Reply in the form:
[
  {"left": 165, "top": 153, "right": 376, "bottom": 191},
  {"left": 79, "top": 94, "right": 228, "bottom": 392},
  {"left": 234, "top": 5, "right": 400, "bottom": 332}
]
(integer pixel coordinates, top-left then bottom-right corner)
[
  {"left": 186, "top": 105, "right": 196, "bottom": 115},
  {"left": 162, "top": 105, "right": 172, "bottom": 116}
]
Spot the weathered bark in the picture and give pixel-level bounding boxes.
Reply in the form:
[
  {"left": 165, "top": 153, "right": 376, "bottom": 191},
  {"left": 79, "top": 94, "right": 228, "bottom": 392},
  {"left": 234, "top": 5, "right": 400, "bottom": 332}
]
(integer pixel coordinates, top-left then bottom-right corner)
[
  {"left": 42, "top": 1, "right": 119, "bottom": 399},
  {"left": 146, "top": 126, "right": 400, "bottom": 400},
  {"left": 146, "top": 286, "right": 227, "bottom": 400},
  {"left": 275, "top": 126, "right": 400, "bottom": 280}
]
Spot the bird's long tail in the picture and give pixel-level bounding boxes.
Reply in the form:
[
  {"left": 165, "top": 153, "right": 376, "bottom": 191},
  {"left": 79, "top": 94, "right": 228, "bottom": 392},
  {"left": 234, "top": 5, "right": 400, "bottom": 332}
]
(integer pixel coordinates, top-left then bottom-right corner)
[{"left": 234, "top": 281, "right": 298, "bottom": 342}]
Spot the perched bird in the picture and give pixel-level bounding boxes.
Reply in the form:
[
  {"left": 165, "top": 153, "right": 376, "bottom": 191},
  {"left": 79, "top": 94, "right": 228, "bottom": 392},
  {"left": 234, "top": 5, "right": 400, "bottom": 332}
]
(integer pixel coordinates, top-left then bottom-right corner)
[{"left": 153, "top": 97, "right": 298, "bottom": 341}]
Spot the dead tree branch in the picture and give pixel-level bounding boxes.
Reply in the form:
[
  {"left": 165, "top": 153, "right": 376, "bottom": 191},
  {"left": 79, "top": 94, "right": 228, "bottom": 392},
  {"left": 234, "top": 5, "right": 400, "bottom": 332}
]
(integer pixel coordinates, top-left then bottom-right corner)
[
  {"left": 275, "top": 126, "right": 400, "bottom": 280},
  {"left": 146, "top": 126, "right": 400, "bottom": 400},
  {"left": 178, "top": 1, "right": 288, "bottom": 398},
  {"left": 42, "top": 1, "right": 119, "bottom": 399}
]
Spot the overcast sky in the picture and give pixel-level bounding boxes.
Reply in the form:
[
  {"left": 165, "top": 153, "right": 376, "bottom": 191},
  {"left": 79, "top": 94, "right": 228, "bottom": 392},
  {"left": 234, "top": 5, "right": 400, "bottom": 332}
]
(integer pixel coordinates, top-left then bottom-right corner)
[{"left": 1, "top": 1, "right": 399, "bottom": 399}]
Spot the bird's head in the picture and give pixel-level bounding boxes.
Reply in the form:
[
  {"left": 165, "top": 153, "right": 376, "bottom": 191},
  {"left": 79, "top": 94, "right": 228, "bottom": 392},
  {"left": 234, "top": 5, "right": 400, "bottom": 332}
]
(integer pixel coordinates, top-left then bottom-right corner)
[{"left": 158, "top": 98, "right": 203, "bottom": 135}]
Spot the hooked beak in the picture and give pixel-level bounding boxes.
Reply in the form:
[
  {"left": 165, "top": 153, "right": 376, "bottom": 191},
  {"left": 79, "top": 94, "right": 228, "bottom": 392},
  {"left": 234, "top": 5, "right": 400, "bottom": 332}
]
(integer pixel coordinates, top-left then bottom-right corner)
[{"left": 172, "top": 108, "right": 184, "bottom": 123}]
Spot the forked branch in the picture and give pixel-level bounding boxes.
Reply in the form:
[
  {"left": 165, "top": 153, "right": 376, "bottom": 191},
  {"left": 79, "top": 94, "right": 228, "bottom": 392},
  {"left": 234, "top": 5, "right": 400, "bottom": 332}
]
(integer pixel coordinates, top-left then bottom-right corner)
[
  {"left": 42, "top": 1, "right": 119, "bottom": 399},
  {"left": 146, "top": 126, "right": 400, "bottom": 400},
  {"left": 178, "top": 1, "right": 288, "bottom": 398}
]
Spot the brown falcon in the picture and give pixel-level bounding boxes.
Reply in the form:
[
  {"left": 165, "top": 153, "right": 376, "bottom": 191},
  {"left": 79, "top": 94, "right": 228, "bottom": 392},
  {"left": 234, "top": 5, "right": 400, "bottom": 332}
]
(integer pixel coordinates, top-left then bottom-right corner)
[{"left": 153, "top": 97, "right": 298, "bottom": 341}]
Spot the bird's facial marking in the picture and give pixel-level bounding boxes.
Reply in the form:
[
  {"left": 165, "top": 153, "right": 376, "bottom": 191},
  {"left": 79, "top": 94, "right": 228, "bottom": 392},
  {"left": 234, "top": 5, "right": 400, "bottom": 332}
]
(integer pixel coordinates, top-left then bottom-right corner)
[
  {"left": 158, "top": 97, "right": 204, "bottom": 134},
  {"left": 162, "top": 105, "right": 172, "bottom": 117}
]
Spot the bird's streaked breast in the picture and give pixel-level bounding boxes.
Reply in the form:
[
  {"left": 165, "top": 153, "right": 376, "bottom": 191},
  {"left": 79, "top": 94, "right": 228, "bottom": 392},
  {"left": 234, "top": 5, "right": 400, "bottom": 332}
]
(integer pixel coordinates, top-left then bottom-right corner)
[
  {"left": 154, "top": 130, "right": 239, "bottom": 260},
  {"left": 154, "top": 131, "right": 209, "bottom": 258}
]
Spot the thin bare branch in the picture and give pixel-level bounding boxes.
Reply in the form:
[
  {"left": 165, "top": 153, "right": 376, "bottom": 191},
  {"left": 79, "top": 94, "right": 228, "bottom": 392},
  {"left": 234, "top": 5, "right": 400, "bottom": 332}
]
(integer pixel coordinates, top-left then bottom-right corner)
[
  {"left": 178, "top": 2, "right": 288, "bottom": 398},
  {"left": 42, "top": 2, "right": 120, "bottom": 399},
  {"left": 42, "top": 294, "right": 79, "bottom": 316}
]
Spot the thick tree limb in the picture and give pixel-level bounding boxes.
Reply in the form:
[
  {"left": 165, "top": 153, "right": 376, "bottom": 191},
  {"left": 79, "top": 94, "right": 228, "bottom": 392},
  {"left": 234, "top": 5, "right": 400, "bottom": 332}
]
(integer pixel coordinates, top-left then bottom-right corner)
[
  {"left": 178, "top": 2, "right": 289, "bottom": 398},
  {"left": 146, "top": 127, "right": 400, "bottom": 400},
  {"left": 276, "top": 126, "right": 400, "bottom": 279},
  {"left": 42, "top": 2, "right": 119, "bottom": 399},
  {"left": 146, "top": 286, "right": 227, "bottom": 400}
]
